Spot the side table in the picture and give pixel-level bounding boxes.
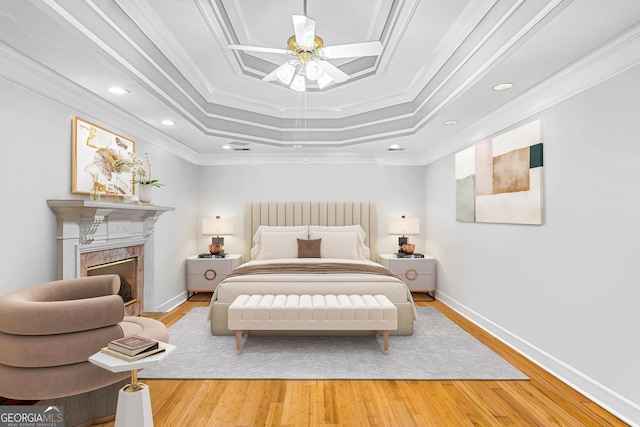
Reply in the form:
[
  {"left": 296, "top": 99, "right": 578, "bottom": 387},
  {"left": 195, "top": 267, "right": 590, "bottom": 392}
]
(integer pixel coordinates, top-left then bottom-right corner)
[
  {"left": 187, "top": 254, "right": 242, "bottom": 297},
  {"left": 378, "top": 254, "right": 436, "bottom": 299},
  {"left": 89, "top": 342, "right": 176, "bottom": 427}
]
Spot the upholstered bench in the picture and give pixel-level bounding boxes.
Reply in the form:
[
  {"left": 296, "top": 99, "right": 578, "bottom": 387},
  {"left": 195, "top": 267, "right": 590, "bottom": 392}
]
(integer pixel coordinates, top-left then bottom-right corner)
[{"left": 228, "top": 294, "right": 398, "bottom": 355}]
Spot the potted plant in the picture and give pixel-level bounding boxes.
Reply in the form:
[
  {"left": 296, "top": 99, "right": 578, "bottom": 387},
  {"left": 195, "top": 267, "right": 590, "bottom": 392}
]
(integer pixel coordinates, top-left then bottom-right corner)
[{"left": 129, "top": 152, "right": 164, "bottom": 203}]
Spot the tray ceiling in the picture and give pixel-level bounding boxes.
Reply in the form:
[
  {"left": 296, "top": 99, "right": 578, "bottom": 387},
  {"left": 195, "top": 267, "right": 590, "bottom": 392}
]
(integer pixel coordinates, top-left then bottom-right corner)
[{"left": 0, "top": 0, "right": 639, "bottom": 164}]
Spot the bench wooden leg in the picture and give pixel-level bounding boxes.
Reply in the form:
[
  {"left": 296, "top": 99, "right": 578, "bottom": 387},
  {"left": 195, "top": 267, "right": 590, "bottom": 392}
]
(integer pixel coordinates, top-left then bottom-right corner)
[
  {"left": 383, "top": 330, "right": 389, "bottom": 355},
  {"left": 236, "top": 330, "right": 242, "bottom": 355}
]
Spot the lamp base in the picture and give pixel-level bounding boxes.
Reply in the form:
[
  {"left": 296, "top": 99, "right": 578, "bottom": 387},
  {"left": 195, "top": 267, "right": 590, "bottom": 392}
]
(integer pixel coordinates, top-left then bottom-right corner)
[
  {"left": 398, "top": 236, "right": 408, "bottom": 253},
  {"left": 209, "top": 237, "right": 225, "bottom": 256}
]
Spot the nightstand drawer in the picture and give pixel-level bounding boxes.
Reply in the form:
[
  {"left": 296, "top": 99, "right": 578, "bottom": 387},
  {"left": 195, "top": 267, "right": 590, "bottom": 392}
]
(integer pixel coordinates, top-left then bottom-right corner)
[
  {"left": 186, "top": 255, "right": 242, "bottom": 293},
  {"left": 187, "top": 271, "right": 224, "bottom": 290},
  {"left": 378, "top": 254, "right": 436, "bottom": 294},
  {"left": 401, "top": 271, "right": 434, "bottom": 291},
  {"left": 186, "top": 258, "right": 234, "bottom": 275},
  {"left": 389, "top": 258, "right": 434, "bottom": 275}
]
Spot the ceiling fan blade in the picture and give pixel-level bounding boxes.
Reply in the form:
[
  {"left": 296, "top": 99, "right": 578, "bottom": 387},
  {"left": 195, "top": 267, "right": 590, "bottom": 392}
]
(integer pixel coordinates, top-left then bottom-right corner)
[
  {"left": 228, "top": 45, "right": 290, "bottom": 55},
  {"left": 292, "top": 15, "right": 316, "bottom": 48},
  {"left": 315, "top": 60, "right": 349, "bottom": 83},
  {"left": 322, "top": 41, "right": 383, "bottom": 59}
]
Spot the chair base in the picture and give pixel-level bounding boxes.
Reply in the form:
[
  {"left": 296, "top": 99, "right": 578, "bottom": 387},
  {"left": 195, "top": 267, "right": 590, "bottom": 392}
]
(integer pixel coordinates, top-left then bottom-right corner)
[{"left": 43, "top": 379, "right": 128, "bottom": 427}]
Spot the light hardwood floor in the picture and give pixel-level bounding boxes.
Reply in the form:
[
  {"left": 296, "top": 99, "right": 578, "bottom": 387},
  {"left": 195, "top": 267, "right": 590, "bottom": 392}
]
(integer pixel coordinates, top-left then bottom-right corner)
[{"left": 96, "top": 293, "right": 627, "bottom": 426}]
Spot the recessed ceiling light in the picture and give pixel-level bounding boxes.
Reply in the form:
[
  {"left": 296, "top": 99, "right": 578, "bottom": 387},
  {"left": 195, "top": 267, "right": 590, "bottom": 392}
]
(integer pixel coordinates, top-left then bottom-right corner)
[
  {"left": 388, "top": 144, "right": 405, "bottom": 151},
  {"left": 108, "top": 86, "right": 129, "bottom": 95},
  {"left": 493, "top": 82, "right": 514, "bottom": 91},
  {"left": 161, "top": 120, "right": 176, "bottom": 126},
  {"left": 443, "top": 120, "right": 459, "bottom": 125},
  {"left": 222, "top": 144, "right": 232, "bottom": 150}
]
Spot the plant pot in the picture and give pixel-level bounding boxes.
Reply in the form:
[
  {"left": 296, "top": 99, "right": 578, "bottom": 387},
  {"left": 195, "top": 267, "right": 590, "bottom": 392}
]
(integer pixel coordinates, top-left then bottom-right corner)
[{"left": 138, "top": 185, "right": 153, "bottom": 203}]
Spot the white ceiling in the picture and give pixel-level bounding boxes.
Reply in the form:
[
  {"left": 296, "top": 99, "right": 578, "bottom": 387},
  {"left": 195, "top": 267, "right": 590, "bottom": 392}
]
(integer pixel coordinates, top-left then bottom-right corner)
[{"left": 0, "top": 0, "right": 639, "bottom": 165}]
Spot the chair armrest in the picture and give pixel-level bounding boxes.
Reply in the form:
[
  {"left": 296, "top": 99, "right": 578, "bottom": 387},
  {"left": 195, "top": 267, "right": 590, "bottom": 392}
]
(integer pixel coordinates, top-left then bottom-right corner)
[{"left": 0, "top": 276, "right": 125, "bottom": 335}]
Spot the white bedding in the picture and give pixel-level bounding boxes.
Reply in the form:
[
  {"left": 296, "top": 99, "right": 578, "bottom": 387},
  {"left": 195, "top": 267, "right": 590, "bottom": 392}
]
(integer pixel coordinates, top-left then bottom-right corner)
[{"left": 209, "top": 258, "right": 415, "bottom": 314}]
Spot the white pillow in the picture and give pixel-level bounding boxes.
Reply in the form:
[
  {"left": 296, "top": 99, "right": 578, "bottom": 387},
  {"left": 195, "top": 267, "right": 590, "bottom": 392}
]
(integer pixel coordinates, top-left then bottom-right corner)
[
  {"left": 251, "top": 225, "right": 309, "bottom": 259},
  {"left": 252, "top": 225, "right": 308, "bottom": 245},
  {"left": 254, "top": 230, "right": 308, "bottom": 260},
  {"left": 308, "top": 225, "right": 370, "bottom": 260},
  {"left": 308, "top": 231, "right": 362, "bottom": 260},
  {"left": 308, "top": 225, "right": 366, "bottom": 241}
]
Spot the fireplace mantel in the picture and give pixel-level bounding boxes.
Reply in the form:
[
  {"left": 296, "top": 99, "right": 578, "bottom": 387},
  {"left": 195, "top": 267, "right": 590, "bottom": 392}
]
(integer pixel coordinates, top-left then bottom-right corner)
[
  {"left": 48, "top": 200, "right": 174, "bottom": 246},
  {"left": 48, "top": 200, "right": 174, "bottom": 312}
]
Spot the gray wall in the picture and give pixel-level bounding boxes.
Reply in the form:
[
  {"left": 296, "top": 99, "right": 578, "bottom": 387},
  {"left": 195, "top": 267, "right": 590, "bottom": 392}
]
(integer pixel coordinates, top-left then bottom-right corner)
[
  {"left": 423, "top": 65, "right": 640, "bottom": 423},
  {"left": 0, "top": 77, "right": 197, "bottom": 312},
  {"left": 196, "top": 164, "right": 426, "bottom": 257}
]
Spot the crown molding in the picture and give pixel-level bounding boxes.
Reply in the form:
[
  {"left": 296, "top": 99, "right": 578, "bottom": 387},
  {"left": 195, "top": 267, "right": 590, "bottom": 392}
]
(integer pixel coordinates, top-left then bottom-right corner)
[
  {"left": 196, "top": 151, "right": 426, "bottom": 166},
  {"left": 0, "top": 41, "right": 200, "bottom": 165},
  {"left": 419, "top": 22, "right": 640, "bottom": 166}
]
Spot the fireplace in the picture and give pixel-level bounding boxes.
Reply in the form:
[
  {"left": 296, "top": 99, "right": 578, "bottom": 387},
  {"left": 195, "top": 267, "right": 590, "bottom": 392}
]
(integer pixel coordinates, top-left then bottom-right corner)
[
  {"left": 48, "top": 200, "right": 174, "bottom": 314},
  {"left": 82, "top": 245, "right": 144, "bottom": 315},
  {"left": 88, "top": 257, "right": 136, "bottom": 303}
]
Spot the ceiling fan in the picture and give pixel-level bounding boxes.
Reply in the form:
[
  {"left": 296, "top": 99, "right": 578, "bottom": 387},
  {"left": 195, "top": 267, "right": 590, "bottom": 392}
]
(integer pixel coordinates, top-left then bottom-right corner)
[{"left": 227, "top": 0, "right": 383, "bottom": 91}]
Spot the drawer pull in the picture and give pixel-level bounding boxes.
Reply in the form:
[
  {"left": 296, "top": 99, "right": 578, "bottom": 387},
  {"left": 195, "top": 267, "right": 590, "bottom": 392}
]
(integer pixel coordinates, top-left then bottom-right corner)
[
  {"left": 405, "top": 269, "right": 418, "bottom": 281},
  {"left": 204, "top": 269, "right": 217, "bottom": 281}
]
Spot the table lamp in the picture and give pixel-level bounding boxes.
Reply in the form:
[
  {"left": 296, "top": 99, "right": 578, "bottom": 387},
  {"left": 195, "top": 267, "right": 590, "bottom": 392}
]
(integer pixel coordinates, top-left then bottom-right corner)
[
  {"left": 387, "top": 216, "right": 420, "bottom": 255},
  {"left": 202, "top": 216, "right": 234, "bottom": 257}
]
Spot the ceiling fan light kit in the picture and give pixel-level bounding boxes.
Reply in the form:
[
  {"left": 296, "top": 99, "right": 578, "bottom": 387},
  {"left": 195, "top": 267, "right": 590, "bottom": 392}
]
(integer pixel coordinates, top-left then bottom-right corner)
[
  {"left": 228, "top": 5, "right": 382, "bottom": 92},
  {"left": 275, "top": 62, "right": 296, "bottom": 85}
]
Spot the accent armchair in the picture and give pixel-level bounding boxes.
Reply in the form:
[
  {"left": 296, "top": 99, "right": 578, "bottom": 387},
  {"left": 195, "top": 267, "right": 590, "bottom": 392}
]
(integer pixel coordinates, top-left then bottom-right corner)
[{"left": 0, "top": 274, "right": 169, "bottom": 426}]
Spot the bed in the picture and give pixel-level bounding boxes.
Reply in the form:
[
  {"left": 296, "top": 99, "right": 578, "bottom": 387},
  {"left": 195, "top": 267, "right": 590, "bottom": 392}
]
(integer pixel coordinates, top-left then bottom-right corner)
[{"left": 207, "top": 201, "right": 416, "bottom": 336}]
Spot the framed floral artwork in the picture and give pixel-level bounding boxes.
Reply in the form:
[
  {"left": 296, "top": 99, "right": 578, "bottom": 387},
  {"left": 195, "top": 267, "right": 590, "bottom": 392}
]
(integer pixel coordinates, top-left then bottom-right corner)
[{"left": 72, "top": 117, "right": 136, "bottom": 197}]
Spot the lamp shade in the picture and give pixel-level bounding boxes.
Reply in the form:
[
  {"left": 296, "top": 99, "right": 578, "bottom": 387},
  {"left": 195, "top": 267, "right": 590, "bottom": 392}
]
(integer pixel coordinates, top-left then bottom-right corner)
[
  {"left": 387, "top": 217, "right": 419, "bottom": 235},
  {"left": 202, "top": 217, "right": 234, "bottom": 235}
]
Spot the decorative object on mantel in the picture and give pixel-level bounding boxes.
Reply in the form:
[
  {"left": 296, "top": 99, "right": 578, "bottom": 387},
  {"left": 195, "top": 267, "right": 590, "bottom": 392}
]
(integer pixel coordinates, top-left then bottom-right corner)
[
  {"left": 130, "top": 152, "right": 165, "bottom": 204},
  {"left": 72, "top": 116, "right": 136, "bottom": 200},
  {"left": 137, "top": 185, "right": 152, "bottom": 204},
  {"left": 72, "top": 117, "right": 165, "bottom": 205},
  {"left": 455, "top": 119, "right": 544, "bottom": 225}
]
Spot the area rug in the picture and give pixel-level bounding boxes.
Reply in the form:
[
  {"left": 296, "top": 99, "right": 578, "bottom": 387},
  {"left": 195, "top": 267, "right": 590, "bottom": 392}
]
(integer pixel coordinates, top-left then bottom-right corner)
[{"left": 139, "top": 306, "right": 528, "bottom": 380}]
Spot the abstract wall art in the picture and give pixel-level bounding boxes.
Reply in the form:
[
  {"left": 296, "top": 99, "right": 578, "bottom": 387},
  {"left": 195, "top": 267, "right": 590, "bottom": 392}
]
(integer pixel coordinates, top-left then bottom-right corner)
[{"left": 455, "top": 119, "right": 543, "bottom": 225}]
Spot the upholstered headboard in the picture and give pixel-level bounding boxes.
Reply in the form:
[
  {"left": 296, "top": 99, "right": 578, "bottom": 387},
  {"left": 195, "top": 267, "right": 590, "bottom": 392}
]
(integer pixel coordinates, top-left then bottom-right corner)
[{"left": 244, "top": 201, "right": 378, "bottom": 261}]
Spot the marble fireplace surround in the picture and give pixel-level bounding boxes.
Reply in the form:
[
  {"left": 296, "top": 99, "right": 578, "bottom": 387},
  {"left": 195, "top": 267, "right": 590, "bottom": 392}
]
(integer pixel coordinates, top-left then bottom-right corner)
[
  {"left": 81, "top": 245, "right": 143, "bottom": 316},
  {"left": 48, "top": 200, "right": 174, "bottom": 315}
]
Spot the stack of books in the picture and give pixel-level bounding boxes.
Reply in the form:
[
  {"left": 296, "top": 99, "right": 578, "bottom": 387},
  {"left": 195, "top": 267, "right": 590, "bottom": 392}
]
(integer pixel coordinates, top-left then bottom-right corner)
[
  {"left": 101, "top": 335, "right": 165, "bottom": 362},
  {"left": 395, "top": 253, "right": 425, "bottom": 258}
]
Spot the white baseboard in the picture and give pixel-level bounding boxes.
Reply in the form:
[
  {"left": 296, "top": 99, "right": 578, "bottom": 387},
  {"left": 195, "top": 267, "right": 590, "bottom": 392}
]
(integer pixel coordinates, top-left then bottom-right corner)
[
  {"left": 436, "top": 290, "right": 640, "bottom": 426},
  {"left": 155, "top": 291, "right": 189, "bottom": 314}
]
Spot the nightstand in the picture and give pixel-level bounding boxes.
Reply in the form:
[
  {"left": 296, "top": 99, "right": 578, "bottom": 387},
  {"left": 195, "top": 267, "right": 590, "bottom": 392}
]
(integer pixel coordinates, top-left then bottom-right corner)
[
  {"left": 186, "top": 254, "right": 242, "bottom": 297},
  {"left": 378, "top": 254, "right": 435, "bottom": 299}
]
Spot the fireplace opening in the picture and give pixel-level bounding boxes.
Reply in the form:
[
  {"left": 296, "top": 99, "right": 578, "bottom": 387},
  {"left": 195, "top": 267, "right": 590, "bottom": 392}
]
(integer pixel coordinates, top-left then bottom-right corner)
[{"left": 87, "top": 257, "right": 137, "bottom": 306}]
